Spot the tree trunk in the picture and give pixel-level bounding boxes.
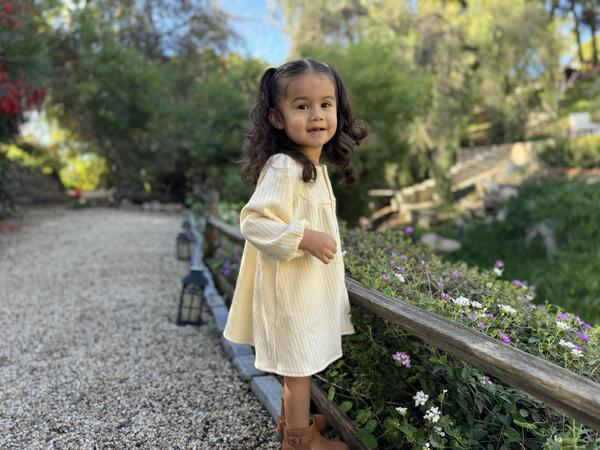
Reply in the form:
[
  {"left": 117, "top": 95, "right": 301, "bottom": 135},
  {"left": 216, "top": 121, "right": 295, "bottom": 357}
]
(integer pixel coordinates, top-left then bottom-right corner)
[
  {"left": 570, "top": 0, "right": 586, "bottom": 65},
  {"left": 590, "top": 15, "right": 598, "bottom": 66}
]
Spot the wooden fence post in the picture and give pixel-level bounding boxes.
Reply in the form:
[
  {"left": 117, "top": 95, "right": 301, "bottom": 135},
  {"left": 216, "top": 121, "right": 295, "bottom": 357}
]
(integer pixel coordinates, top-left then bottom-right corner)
[{"left": 203, "top": 189, "right": 220, "bottom": 258}]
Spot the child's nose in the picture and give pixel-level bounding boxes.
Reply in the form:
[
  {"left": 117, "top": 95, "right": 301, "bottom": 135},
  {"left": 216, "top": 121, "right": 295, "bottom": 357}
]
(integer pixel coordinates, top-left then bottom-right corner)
[{"left": 310, "top": 109, "right": 325, "bottom": 120}]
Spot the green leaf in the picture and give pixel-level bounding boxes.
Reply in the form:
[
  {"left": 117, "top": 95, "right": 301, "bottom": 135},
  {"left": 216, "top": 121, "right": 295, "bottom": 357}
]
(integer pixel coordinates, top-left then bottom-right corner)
[
  {"left": 518, "top": 409, "right": 529, "bottom": 418},
  {"left": 339, "top": 401, "right": 353, "bottom": 413},
  {"left": 461, "top": 366, "right": 469, "bottom": 379},
  {"left": 383, "top": 417, "right": 399, "bottom": 430},
  {"left": 475, "top": 398, "right": 484, "bottom": 414},
  {"left": 384, "top": 428, "right": 402, "bottom": 445},
  {"left": 503, "top": 427, "right": 521, "bottom": 442},
  {"left": 364, "top": 419, "right": 378, "bottom": 433},
  {"left": 327, "top": 386, "right": 335, "bottom": 401},
  {"left": 469, "top": 427, "right": 488, "bottom": 440},
  {"left": 498, "top": 414, "right": 511, "bottom": 426},
  {"left": 513, "top": 419, "right": 537, "bottom": 430},
  {"left": 356, "top": 409, "right": 368, "bottom": 425},
  {"left": 356, "top": 428, "right": 378, "bottom": 448}
]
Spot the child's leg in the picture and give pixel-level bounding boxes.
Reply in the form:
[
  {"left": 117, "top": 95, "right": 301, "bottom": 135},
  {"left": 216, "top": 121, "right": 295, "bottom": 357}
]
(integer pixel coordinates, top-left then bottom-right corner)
[{"left": 283, "top": 375, "right": 311, "bottom": 428}]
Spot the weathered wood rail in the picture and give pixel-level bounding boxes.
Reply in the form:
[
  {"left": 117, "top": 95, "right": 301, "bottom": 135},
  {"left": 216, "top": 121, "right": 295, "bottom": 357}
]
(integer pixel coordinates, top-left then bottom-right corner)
[{"left": 202, "top": 214, "right": 600, "bottom": 442}]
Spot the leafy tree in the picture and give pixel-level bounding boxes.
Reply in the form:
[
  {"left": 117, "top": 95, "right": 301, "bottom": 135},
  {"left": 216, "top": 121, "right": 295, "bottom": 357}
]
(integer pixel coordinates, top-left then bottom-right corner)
[
  {"left": 45, "top": 0, "right": 260, "bottom": 197},
  {"left": 0, "top": 1, "right": 52, "bottom": 142}
]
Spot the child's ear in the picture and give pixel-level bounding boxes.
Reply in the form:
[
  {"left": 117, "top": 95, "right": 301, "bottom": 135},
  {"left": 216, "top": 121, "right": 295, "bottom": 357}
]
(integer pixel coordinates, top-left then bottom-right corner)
[{"left": 268, "top": 108, "right": 284, "bottom": 129}]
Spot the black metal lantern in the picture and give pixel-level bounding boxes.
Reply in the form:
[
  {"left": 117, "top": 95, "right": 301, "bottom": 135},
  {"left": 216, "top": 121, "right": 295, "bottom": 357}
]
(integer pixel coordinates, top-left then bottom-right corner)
[
  {"left": 177, "top": 267, "right": 208, "bottom": 326},
  {"left": 182, "top": 218, "right": 191, "bottom": 234},
  {"left": 176, "top": 232, "right": 192, "bottom": 261}
]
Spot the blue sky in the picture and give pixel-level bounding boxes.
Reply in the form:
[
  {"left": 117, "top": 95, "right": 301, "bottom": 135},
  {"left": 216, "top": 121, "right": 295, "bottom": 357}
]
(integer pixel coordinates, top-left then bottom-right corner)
[{"left": 217, "top": 0, "right": 290, "bottom": 66}]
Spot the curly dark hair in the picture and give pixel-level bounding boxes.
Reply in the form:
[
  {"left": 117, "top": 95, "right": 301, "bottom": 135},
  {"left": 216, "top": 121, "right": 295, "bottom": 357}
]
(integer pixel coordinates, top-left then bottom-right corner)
[{"left": 236, "top": 59, "right": 368, "bottom": 186}]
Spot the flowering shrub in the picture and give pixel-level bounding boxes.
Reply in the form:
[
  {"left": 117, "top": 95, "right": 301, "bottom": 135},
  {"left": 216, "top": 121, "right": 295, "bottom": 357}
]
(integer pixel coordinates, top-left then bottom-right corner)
[
  {"left": 333, "top": 223, "right": 598, "bottom": 448},
  {"left": 0, "top": 1, "right": 47, "bottom": 142},
  {"left": 0, "top": 1, "right": 48, "bottom": 216},
  {"left": 207, "top": 216, "right": 599, "bottom": 448}
]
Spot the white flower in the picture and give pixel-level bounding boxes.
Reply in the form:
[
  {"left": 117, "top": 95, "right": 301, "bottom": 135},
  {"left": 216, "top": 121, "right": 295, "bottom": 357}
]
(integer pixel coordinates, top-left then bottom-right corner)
[
  {"left": 571, "top": 349, "right": 583, "bottom": 358},
  {"left": 396, "top": 406, "right": 407, "bottom": 415},
  {"left": 498, "top": 304, "right": 517, "bottom": 314},
  {"left": 452, "top": 295, "right": 471, "bottom": 306},
  {"left": 395, "top": 273, "right": 405, "bottom": 282},
  {"left": 423, "top": 444, "right": 430, "bottom": 449},
  {"left": 434, "top": 426, "right": 445, "bottom": 437},
  {"left": 413, "top": 391, "right": 429, "bottom": 406},
  {"left": 556, "top": 321, "right": 570, "bottom": 330},
  {"left": 442, "top": 389, "right": 448, "bottom": 394},
  {"left": 424, "top": 406, "right": 440, "bottom": 423},
  {"left": 558, "top": 339, "right": 576, "bottom": 349},
  {"left": 470, "top": 300, "right": 484, "bottom": 308},
  {"left": 342, "top": 250, "right": 347, "bottom": 257},
  {"left": 494, "top": 267, "right": 503, "bottom": 276}
]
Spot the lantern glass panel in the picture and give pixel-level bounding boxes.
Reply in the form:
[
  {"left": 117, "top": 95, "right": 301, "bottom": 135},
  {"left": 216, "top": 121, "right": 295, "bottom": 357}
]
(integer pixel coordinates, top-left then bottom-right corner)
[
  {"left": 178, "top": 284, "right": 203, "bottom": 325},
  {"left": 176, "top": 233, "right": 192, "bottom": 260}
]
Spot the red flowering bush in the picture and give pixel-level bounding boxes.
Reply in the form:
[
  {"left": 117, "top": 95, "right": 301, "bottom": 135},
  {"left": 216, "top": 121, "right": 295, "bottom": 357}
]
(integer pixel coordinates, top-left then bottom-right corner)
[{"left": 0, "top": 1, "right": 47, "bottom": 142}]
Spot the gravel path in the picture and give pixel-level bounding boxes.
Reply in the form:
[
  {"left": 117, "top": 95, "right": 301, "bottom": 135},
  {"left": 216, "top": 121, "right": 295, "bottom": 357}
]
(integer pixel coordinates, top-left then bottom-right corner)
[{"left": 0, "top": 205, "right": 280, "bottom": 450}]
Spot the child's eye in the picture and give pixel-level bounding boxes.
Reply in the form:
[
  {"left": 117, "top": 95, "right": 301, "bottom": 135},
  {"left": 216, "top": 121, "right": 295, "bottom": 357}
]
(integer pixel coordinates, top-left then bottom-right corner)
[
  {"left": 296, "top": 104, "right": 308, "bottom": 110},
  {"left": 322, "top": 102, "right": 333, "bottom": 108}
]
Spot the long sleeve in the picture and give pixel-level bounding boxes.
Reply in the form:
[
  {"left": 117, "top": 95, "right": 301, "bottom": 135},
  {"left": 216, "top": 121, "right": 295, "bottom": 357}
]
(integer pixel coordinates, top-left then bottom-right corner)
[{"left": 240, "top": 164, "right": 308, "bottom": 262}]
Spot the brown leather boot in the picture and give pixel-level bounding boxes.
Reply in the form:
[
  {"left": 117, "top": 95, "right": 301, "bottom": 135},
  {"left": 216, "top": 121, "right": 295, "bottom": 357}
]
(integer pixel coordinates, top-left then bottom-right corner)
[
  {"left": 281, "top": 416, "right": 349, "bottom": 450},
  {"left": 276, "top": 398, "right": 328, "bottom": 434}
]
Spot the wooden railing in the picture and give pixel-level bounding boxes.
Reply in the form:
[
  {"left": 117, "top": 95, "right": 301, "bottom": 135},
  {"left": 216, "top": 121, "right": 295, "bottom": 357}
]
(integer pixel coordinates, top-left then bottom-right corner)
[{"left": 202, "top": 214, "right": 600, "bottom": 443}]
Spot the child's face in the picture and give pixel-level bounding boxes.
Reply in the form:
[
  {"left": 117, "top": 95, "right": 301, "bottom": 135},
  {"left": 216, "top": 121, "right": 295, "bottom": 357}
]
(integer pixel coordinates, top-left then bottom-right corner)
[{"left": 269, "top": 72, "right": 337, "bottom": 156}]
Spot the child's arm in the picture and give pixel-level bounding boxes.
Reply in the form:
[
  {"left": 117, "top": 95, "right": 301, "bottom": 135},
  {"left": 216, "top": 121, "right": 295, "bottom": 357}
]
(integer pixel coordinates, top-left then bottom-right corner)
[{"left": 240, "top": 165, "right": 308, "bottom": 262}]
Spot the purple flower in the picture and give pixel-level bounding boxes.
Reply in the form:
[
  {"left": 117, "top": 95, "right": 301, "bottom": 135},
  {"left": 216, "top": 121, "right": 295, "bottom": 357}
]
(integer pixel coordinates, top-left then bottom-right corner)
[
  {"left": 383, "top": 273, "right": 391, "bottom": 282},
  {"left": 391, "top": 251, "right": 397, "bottom": 258},
  {"left": 223, "top": 267, "right": 231, "bottom": 277},
  {"left": 392, "top": 351, "right": 412, "bottom": 368},
  {"left": 441, "top": 292, "right": 452, "bottom": 300},
  {"left": 451, "top": 270, "right": 461, "bottom": 278},
  {"left": 512, "top": 279, "right": 524, "bottom": 287},
  {"left": 400, "top": 254, "right": 408, "bottom": 261},
  {"left": 557, "top": 312, "right": 570, "bottom": 321},
  {"left": 495, "top": 259, "right": 504, "bottom": 268},
  {"left": 575, "top": 344, "right": 585, "bottom": 351},
  {"left": 499, "top": 333, "right": 512, "bottom": 345},
  {"left": 225, "top": 258, "right": 231, "bottom": 266},
  {"left": 578, "top": 332, "right": 590, "bottom": 342},
  {"left": 575, "top": 316, "right": 593, "bottom": 330},
  {"left": 404, "top": 226, "right": 414, "bottom": 235},
  {"left": 477, "top": 322, "right": 486, "bottom": 329}
]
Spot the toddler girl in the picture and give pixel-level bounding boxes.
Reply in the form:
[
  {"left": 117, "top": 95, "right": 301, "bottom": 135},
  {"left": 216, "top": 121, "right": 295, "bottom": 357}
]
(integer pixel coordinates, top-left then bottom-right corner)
[{"left": 223, "top": 59, "right": 368, "bottom": 450}]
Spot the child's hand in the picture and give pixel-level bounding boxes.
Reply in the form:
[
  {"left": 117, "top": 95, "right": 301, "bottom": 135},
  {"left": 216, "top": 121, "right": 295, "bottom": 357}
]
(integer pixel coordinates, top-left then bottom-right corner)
[{"left": 298, "top": 228, "right": 337, "bottom": 264}]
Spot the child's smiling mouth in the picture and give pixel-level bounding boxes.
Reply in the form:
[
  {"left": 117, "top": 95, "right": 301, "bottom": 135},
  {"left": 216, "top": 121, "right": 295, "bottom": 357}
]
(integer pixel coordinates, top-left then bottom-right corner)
[{"left": 307, "top": 127, "right": 327, "bottom": 133}]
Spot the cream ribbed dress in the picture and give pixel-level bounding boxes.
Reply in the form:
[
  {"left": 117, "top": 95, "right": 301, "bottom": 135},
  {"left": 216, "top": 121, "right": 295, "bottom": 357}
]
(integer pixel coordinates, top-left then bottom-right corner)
[{"left": 222, "top": 152, "right": 355, "bottom": 377}]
